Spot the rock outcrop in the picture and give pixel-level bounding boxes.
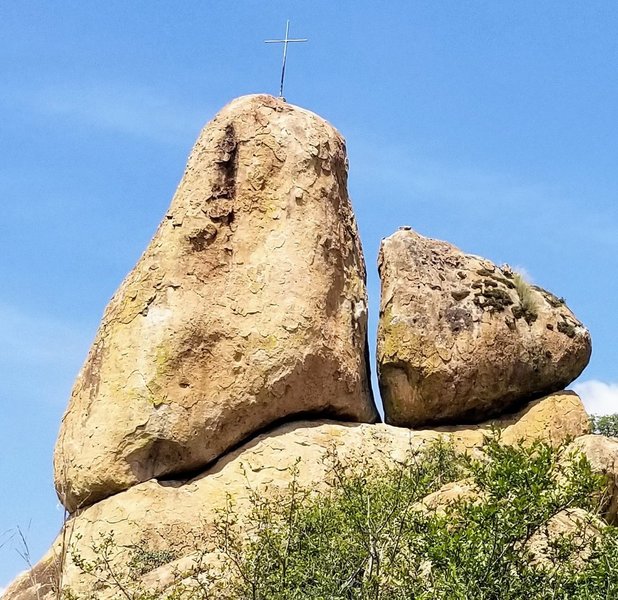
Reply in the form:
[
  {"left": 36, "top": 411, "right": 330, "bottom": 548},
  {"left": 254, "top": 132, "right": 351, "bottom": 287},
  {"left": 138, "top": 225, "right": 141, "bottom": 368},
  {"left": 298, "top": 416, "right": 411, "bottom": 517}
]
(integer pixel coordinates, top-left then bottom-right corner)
[
  {"left": 563, "top": 434, "right": 618, "bottom": 524},
  {"left": 54, "top": 94, "right": 378, "bottom": 512},
  {"left": 377, "top": 228, "right": 591, "bottom": 427},
  {"left": 526, "top": 508, "right": 604, "bottom": 568},
  {"left": 435, "top": 390, "right": 590, "bottom": 448},
  {"left": 5, "top": 95, "right": 602, "bottom": 600},
  {"left": 4, "top": 392, "right": 590, "bottom": 600}
]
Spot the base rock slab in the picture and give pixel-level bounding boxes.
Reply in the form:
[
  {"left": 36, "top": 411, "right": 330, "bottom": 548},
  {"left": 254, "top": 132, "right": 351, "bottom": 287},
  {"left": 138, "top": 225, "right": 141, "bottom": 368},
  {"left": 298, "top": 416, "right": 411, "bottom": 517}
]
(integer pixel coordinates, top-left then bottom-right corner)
[{"left": 7, "top": 391, "right": 588, "bottom": 600}]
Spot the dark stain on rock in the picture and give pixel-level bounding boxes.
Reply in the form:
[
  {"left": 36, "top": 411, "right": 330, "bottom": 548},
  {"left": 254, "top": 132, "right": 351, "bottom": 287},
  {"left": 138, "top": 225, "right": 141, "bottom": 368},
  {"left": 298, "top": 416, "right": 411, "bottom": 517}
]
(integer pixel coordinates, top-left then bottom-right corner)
[
  {"left": 204, "top": 196, "right": 235, "bottom": 226},
  {"left": 512, "top": 305, "right": 538, "bottom": 325},
  {"left": 558, "top": 320, "right": 577, "bottom": 338},
  {"left": 187, "top": 225, "right": 218, "bottom": 252},
  {"left": 451, "top": 289, "right": 470, "bottom": 301},
  {"left": 474, "top": 287, "right": 513, "bottom": 312},
  {"left": 168, "top": 330, "right": 224, "bottom": 373},
  {"left": 475, "top": 267, "right": 517, "bottom": 290},
  {"left": 445, "top": 306, "right": 473, "bottom": 333},
  {"left": 540, "top": 289, "right": 566, "bottom": 308},
  {"left": 81, "top": 338, "right": 105, "bottom": 402},
  {"left": 209, "top": 123, "right": 238, "bottom": 200},
  {"left": 140, "top": 294, "right": 155, "bottom": 317},
  {"left": 128, "top": 438, "right": 189, "bottom": 482}
]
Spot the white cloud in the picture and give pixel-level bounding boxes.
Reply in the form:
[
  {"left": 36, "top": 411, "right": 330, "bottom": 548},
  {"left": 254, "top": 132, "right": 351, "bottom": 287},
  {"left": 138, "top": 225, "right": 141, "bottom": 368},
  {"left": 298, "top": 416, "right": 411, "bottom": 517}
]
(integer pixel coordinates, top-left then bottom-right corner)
[
  {"left": 0, "top": 303, "right": 89, "bottom": 369},
  {"left": 572, "top": 380, "right": 618, "bottom": 415},
  {"left": 8, "top": 82, "right": 208, "bottom": 146},
  {"left": 0, "top": 303, "right": 92, "bottom": 403}
]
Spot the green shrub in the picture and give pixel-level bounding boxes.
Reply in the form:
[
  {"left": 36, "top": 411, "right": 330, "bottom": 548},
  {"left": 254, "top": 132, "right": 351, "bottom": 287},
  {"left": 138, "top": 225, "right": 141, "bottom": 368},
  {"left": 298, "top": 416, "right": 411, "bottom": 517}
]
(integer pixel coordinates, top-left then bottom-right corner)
[
  {"left": 65, "top": 437, "right": 618, "bottom": 599},
  {"left": 590, "top": 414, "right": 618, "bottom": 438}
]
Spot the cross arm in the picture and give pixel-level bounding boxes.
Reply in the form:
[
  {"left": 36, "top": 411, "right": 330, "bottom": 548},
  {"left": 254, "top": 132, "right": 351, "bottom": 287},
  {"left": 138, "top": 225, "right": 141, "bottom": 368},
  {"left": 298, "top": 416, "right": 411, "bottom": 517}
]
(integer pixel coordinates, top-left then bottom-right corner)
[{"left": 264, "top": 38, "right": 308, "bottom": 43}]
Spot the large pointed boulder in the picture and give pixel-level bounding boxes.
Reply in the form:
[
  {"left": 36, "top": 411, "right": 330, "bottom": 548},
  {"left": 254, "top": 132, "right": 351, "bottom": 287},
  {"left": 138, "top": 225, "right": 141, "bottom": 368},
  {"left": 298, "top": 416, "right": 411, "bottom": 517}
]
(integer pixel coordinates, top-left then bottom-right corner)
[
  {"left": 54, "top": 94, "right": 378, "bottom": 512},
  {"left": 377, "top": 228, "right": 591, "bottom": 426}
]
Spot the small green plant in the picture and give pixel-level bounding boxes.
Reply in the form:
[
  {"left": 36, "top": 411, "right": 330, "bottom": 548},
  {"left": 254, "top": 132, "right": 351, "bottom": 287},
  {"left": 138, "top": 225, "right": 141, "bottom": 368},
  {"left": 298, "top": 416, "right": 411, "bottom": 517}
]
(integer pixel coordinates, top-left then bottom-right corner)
[
  {"left": 512, "top": 272, "right": 538, "bottom": 323},
  {"left": 590, "top": 414, "right": 618, "bottom": 438},
  {"left": 127, "top": 545, "right": 177, "bottom": 577}
]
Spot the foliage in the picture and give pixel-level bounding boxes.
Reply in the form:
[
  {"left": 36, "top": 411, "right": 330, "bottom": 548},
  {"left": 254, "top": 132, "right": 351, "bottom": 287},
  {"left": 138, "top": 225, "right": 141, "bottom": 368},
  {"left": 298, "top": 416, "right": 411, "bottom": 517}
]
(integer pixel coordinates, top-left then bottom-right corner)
[
  {"left": 64, "top": 437, "right": 618, "bottom": 599},
  {"left": 590, "top": 414, "right": 618, "bottom": 438},
  {"left": 512, "top": 272, "right": 538, "bottom": 323}
]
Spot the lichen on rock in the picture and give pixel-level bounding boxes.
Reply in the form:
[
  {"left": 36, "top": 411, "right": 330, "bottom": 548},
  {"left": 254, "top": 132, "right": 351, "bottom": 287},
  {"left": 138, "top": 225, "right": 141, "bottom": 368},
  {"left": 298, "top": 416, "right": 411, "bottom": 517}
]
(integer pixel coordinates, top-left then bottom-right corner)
[
  {"left": 54, "top": 94, "right": 378, "bottom": 513},
  {"left": 377, "top": 227, "right": 591, "bottom": 427}
]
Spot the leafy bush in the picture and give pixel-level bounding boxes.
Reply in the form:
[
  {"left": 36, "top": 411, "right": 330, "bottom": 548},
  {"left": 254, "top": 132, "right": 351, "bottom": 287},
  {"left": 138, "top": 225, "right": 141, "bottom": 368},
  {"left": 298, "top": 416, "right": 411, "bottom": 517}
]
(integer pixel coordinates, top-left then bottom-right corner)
[
  {"left": 65, "top": 437, "right": 618, "bottom": 599},
  {"left": 590, "top": 414, "right": 618, "bottom": 438}
]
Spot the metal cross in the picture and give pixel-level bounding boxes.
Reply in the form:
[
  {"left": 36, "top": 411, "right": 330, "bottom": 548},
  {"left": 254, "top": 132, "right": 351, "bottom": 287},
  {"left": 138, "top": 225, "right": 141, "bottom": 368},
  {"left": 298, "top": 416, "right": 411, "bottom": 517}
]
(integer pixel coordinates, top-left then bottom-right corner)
[{"left": 265, "top": 20, "right": 308, "bottom": 98}]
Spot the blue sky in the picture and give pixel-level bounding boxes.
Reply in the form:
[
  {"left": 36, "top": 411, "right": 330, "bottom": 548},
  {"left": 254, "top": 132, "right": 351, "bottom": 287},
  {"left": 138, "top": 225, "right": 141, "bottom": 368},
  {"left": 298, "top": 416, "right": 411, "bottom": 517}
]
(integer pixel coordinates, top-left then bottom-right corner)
[{"left": 1, "top": 0, "right": 617, "bottom": 589}]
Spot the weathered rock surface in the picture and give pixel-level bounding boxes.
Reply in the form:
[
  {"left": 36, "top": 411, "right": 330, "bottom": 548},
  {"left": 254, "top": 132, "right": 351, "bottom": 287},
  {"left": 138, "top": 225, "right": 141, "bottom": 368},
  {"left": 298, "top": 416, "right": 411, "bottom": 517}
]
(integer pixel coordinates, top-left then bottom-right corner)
[
  {"left": 526, "top": 508, "right": 604, "bottom": 568},
  {"left": 563, "top": 434, "right": 618, "bottom": 524},
  {"left": 419, "top": 479, "right": 481, "bottom": 515},
  {"left": 377, "top": 228, "right": 591, "bottom": 426},
  {"left": 54, "top": 94, "right": 378, "bottom": 512},
  {"left": 7, "top": 394, "right": 588, "bottom": 600},
  {"left": 435, "top": 390, "right": 590, "bottom": 448}
]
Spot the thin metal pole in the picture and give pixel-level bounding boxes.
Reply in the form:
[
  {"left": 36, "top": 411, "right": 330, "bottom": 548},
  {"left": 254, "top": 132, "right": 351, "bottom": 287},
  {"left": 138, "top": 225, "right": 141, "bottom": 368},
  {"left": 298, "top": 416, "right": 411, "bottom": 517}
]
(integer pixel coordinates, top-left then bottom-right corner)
[
  {"left": 279, "top": 20, "right": 290, "bottom": 97},
  {"left": 264, "top": 21, "right": 307, "bottom": 98}
]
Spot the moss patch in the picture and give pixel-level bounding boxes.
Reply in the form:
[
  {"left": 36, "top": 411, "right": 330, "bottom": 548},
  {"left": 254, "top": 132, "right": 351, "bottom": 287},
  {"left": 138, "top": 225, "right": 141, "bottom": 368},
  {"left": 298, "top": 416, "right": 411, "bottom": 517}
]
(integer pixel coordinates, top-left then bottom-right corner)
[
  {"left": 557, "top": 320, "right": 577, "bottom": 338},
  {"left": 473, "top": 287, "right": 514, "bottom": 312}
]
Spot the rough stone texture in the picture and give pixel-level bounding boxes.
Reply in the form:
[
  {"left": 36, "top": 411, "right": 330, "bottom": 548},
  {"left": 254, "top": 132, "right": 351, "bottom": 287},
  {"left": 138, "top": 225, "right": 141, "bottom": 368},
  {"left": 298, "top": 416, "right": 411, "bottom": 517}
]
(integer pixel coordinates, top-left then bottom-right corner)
[
  {"left": 7, "top": 396, "right": 588, "bottom": 600},
  {"left": 526, "top": 508, "right": 604, "bottom": 568},
  {"left": 419, "top": 479, "right": 480, "bottom": 516},
  {"left": 436, "top": 391, "right": 590, "bottom": 448},
  {"left": 563, "top": 434, "right": 618, "bottom": 524},
  {"left": 377, "top": 228, "right": 591, "bottom": 426},
  {"left": 54, "top": 94, "right": 378, "bottom": 512},
  {"left": 1, "top": 547, "right": 60, "bottom": 600}
]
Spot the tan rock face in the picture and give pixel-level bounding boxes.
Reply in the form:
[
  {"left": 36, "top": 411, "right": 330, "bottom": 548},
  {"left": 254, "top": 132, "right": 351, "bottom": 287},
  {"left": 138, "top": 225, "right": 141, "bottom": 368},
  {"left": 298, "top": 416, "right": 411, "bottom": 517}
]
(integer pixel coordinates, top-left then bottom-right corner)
[
  {"left": 419, "top": 479, "right": 481, "bottom": 516},
  {"left": 54, "top": 94, "right": 378, "bottom": 512},
  {"left": 563, "top": 434, "right": 618, "bottom": 524},
  {"left": 435, "top": 391, "right": 590, "bottom": 448},
  {"left": 8, "top": 393, "right": 588, "bottom": 600},
  {"left": 526, "top": 508, "right": 604, "bottom": 568},
  {"left": 377, "top": 228, "right": 591, "bottom": 427}
]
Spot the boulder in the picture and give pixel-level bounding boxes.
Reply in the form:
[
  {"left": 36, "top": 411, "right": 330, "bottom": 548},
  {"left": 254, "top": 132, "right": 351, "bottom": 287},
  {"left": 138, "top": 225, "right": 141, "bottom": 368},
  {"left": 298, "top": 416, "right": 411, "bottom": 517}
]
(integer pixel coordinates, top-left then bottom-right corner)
[
  {"left": 526, "top": 508, "right": 604, "bottom": 568},
  {"left": 8, "top": 393, "right": 588, "bottom": 599},
  {"left": 54, "top": 94, "right": 378, "bottom": 512},
  {"left": 419, "top": 479, "right": 481, "bottom": 516},
  {"left": 377, "top": 228, "right": 591, "bottom": 426},
  {"left": 562, "top": 434, "right": 618, "bottom": 524},
  {"left": 435, "top": 390, "right": 590, "bottom": 448}
]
